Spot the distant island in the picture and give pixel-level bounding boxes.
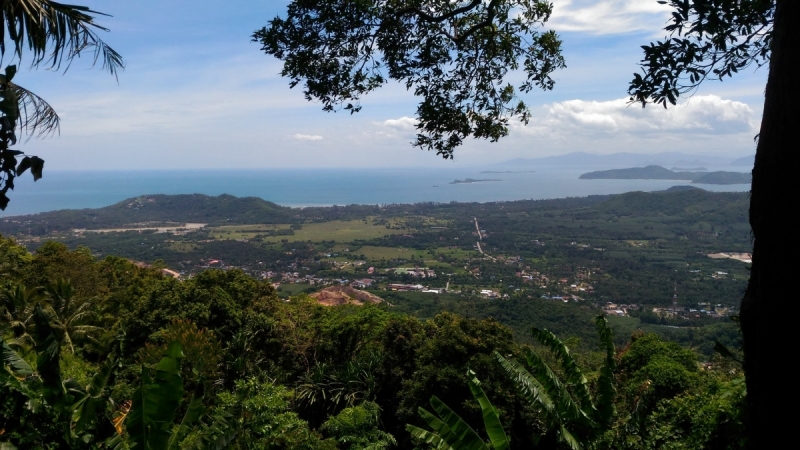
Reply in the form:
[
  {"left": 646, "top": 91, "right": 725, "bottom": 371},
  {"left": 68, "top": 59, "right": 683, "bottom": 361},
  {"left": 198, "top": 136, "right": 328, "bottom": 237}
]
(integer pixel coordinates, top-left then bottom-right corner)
[
  {"left": 449, "top": 178, "right": 502, "bottom": 184},
  {"left": 579, "top": 165, "right": 751, "bottom": 185},
  {"left": 671, "top": 167, "right": 708, "bottom": 171},
  {"left": 479, "top": 170, "right": 536, "bottom": 174}
]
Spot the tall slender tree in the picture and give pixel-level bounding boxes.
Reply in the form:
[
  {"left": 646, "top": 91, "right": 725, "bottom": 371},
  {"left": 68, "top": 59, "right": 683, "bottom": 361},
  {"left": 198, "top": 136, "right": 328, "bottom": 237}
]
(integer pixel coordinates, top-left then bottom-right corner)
[
  {"left": 0, "top": 0, "right": 123, "bottom": 210},
  {"left": 626, "top": 1, "right": 795, "bottom": 447}
]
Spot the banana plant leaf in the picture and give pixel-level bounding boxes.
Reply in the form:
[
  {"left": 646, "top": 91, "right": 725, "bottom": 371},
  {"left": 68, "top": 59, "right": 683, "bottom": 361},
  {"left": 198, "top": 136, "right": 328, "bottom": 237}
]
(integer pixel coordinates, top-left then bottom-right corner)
[
  {"left": 125, "top": 341, "right": 185, "bottom": 450},
  {"left": 593, "top": 316, "right": 617, "bottom": 426},
  {"left": 530, "top": 327, "right": 594, "bottom": 413},
  {"left": 407, "top": 369, "right": 513, "bottom": 450},
  {"left": 467, "top": 372, "right": 510, "bottom": 450},
  {"left": 1, "top": 339, "right": 33, "bottom": 377},
  {"left": 428, "top": 396, "right": 488, "bottom": 450},
  {"left": 494, "top": 352, "right": 556, "bottom": 420}
]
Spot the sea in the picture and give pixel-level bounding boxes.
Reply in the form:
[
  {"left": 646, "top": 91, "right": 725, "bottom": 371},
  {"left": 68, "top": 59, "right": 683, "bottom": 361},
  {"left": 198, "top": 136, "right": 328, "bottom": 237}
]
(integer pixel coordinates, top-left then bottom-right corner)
[{"left": 0, "top": 166, "right": 750, "bottom": 217}]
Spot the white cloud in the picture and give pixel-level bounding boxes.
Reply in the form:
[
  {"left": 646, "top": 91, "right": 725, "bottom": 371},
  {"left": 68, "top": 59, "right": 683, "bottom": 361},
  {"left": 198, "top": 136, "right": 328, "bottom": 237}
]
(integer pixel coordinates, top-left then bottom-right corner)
[
  {"left": 293, "top": 134, "right": 323, "bottom": 141},
  {"left": 381, "top": 116, "right": 417, "bottom": 130},
  {"left": 548, "top": 0, "right": 672, "bottom": 35},
  {"left": 524, "top": 95, "right": 756, "bottom": 137}
]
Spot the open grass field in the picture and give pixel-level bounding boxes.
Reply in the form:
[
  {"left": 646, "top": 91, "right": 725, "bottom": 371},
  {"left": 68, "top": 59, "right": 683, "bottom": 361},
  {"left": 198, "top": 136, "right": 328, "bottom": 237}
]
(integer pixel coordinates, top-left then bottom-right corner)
[
  {"left": 208, "top": 224, "right": 289, "bottom": 240},
  {"left": 341, "top": 245, "right": 479, "bottom": 262},
  {"left": 209, "top": 220, "right": 410, "bottom": 243}
]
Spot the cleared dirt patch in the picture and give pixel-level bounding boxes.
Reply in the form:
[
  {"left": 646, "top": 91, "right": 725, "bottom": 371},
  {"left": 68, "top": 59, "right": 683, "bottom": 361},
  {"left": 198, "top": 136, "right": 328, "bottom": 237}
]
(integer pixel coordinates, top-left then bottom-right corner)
[{"left": 310, "top": 286, "right": 384, "bottom": 306}]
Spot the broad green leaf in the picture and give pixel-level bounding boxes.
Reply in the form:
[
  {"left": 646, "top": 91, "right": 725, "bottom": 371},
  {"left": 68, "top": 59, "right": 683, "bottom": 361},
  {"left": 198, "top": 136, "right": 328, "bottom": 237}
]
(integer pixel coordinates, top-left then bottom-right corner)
[
  {"left": 523, "top": 347, "right": 589, "bottom": 426},
  {"left": 126, "top": 342, "right": 185, "bottom": 450},
  {"left": 467, "top": 373, "right": 509, "bottom": 450},
  {"left": 2, "top": 339, "right": 34, "bottom": 377},
  {"left": 407, "top": 424, "right": 453, "bottom": 450},
  {"left": 429, "top": 396, "right": 489, "bottom": 450},
  {"left": 531, "top": 327, "right": 594, "bottom": 412},
  {"left": 594, "top": 316, "right": 617, "bottom": 426},
  {"left": 559, "top": 424, "right": 583, "bottom": 450},
  {"left": 167, "top": 391, "right": 205, "bottom": 450},
  {"left": 494, "top": 352, "right": 556, "bottom": 418}
]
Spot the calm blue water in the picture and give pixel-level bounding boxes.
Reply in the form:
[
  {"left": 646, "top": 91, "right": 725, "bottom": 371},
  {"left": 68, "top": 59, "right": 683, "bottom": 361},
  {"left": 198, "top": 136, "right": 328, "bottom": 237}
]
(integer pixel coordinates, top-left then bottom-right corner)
[{"left": 0, "top": 167, "right": 750, "bottom": 217}]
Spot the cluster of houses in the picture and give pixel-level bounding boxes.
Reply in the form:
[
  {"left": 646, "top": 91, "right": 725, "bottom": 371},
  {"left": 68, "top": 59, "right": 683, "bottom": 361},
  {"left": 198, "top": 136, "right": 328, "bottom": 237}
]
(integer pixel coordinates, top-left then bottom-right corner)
[
  {"left": 389, "top": 267, "right": 437, "bottom": 278},
  {"left": 652, "top": 304, "right": 735, "bottom": 319},
  {"left": 516, "top": 268, "right": 595, "bottom": 294},
  {"left": 541, "top": 294, "right": 584, "bottom": 303},
  {"left": 602, "top": 302, "right": 638, "bottom": 316}
]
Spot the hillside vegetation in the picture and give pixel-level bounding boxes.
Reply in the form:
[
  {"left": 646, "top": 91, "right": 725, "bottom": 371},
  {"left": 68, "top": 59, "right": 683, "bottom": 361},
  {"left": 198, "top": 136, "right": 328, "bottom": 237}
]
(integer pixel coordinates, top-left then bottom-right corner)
[{"left": 1, "top": 236, "right": 746, "bottom": 449}]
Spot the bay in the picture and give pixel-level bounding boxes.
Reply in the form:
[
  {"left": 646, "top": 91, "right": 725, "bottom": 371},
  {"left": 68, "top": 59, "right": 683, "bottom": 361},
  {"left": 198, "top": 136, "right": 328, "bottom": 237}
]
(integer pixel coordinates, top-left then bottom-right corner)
[{"left": 0, "top": 167, "right": 749, "bottom": 217}]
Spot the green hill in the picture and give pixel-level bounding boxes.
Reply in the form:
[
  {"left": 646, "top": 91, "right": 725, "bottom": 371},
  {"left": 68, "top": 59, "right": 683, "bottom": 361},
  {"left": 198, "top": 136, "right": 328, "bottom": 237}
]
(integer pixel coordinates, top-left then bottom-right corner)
[
  {"left": 580, "top": 165, "right": 696, "bottom": 180},
  {"left": 0, "top": 194, "right": 296, "bottom": 235},
  {"left": 580, "top": 165, "right": 750, "bottom": 184}
]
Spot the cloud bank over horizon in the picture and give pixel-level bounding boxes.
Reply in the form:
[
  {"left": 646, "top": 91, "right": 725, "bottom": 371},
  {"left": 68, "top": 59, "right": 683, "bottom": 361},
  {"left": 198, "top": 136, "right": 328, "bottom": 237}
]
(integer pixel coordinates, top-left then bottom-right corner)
[{"left": 13, "top": 0, "right": 764, "bottom": 170}]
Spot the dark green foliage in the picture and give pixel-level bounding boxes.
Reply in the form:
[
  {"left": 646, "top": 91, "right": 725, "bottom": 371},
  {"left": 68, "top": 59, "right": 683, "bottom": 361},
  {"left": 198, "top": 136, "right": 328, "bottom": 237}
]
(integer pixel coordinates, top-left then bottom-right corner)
[
  {"left": 255, "top": 0, "right": 565, "bottom": 157},
  {"left": 0, "top": 234, "right": 747, "bottom": 449},
  {"left": 629, "top": 0, "right": 773, "bottom": 107},
  {"left": 209, "top": 378, "right": 331, "bottom": 450},
  {"left": 320, "top": 402, "right": 396, "bottom": 450},
  {"left": 618, "top": 333, "right": 699, "bottom": 401},
  {"left": 1, "top": 306, "right": 118, "bottom": 448},
  {"left": 122, "top": 268, "right": 275, "bottom": 350},
  {"left": 123, "top": 342, "right": 189, "bottom": 449}
]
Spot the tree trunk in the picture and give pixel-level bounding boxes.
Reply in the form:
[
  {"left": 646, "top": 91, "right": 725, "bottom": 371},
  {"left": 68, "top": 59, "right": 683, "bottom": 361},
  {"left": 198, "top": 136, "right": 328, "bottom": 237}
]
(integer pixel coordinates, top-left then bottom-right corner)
[{"left": 741, "top": 0, "right": 800, "bottom": 447}]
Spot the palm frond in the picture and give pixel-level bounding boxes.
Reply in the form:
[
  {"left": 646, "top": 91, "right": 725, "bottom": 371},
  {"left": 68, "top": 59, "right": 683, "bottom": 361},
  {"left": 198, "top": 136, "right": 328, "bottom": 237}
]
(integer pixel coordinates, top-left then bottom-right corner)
[
  {"left": 9, "top": 82, "right": 59, "bottom": 137},
  {"left": 8, "top": 333, "right": 35, "bottom": 350},
  {"left": 2, "top": 0, "right": 124, "bottom": 76}
]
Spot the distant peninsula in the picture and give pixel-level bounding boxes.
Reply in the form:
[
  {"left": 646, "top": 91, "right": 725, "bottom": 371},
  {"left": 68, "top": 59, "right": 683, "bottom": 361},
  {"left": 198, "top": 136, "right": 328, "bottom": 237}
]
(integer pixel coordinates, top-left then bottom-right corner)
[
  {"left": 479, "top": 170, "right": 536, "bottom": 174},
  {"left": 449, "top": 178, "right": 502, "bottom": 184},
  {"left": 579, "top": 165, "right": 750, "bottom": 185}
]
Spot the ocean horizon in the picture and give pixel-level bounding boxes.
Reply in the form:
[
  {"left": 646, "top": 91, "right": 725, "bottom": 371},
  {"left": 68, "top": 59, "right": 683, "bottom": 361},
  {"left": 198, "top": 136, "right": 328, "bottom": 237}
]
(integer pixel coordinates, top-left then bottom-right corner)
[{"left": 1, "top": 166, "right": 750, "bottom": 217}]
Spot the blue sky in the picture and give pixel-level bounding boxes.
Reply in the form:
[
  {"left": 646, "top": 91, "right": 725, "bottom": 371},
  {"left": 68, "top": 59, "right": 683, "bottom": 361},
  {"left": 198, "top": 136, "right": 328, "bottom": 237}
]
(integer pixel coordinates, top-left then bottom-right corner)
[{"left": 13, "top": 0, "right": 766, "bottom": 170}]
